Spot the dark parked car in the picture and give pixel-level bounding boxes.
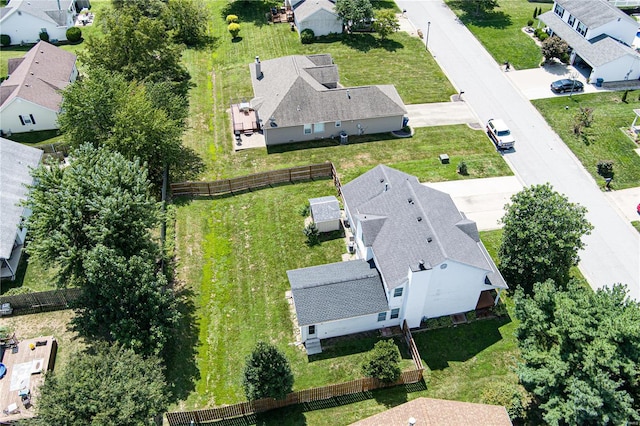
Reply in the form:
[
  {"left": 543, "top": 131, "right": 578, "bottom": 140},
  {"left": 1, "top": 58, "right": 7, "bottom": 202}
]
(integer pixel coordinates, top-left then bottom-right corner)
[{"left": 550, "top": 79, "right": 584, "bottom": 93}]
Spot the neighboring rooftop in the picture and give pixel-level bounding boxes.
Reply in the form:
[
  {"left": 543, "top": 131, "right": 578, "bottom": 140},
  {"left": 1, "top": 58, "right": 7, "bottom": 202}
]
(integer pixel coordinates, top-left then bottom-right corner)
[
  {"left": 288, "top": 260, "right": 388, "bottom": 325},
  {"left": 349, "top": 397, "right": 512, "bottom": 426},
  {"left": 555, "top": 0, "right": 637, "bottom": 29},
  {"left": 293, "top": 0, "right": 337, "bottom": 22},
  {"left": 0, "top": 0, "right": 75, "bottom": 26},
  {"left": 0, "top": 138, "right": 42, "bottom": 259},
  {"left": 341, "top": 165, "right": 507, "bottom": 290},
  {"left": 0, "top": 41, "right": 76, "bottom": 111}
]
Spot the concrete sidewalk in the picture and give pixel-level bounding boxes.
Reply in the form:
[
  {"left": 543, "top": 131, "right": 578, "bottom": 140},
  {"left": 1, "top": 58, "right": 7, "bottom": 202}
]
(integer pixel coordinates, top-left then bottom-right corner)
[
  {"left": 424, "top": 176, "right": 523, "bottom": 231},
  {"left": 604, "top": 187, "right": 640, "bottom": 223}
]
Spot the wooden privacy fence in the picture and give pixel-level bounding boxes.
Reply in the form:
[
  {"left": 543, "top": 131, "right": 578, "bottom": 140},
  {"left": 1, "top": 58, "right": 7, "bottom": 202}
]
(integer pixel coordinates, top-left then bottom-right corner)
[
  {"left": 171, "top": 163, "right": 338, "bottom": 197},
  {"left": 0, "top": 288, "right": 81, "bottom": 315},
  {"left": 403, "top": 320, "right": 424, "bottom": 371},
  {"left": 166, "top": 369, "right": 424, "bottom": 425}
]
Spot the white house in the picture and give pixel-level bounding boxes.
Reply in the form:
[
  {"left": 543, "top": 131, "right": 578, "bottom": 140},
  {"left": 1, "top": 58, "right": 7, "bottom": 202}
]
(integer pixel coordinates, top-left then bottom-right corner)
[
  {"left": 0, "top": 138, "right": 42, "bottom": 281},
  {"left": 0, "top": 0, "right": 89, "bottom": 45},
  {"left": 286, "top": 0, "right": 342, "bottom": 37},
  {"left": 288, "top": 166, "right": 508, "bottom": 354},
  {"left": 539, "top": 0, "right": 640, "bottom": 83},
  {"left": 248, "top": 54, "right": 407, "bottom": 145},
  {"left": 0, "top": 41, "right": 77, "bottom": 134},
  {"left": 309, "top": 196, "right": 341, "bottom": 232}
]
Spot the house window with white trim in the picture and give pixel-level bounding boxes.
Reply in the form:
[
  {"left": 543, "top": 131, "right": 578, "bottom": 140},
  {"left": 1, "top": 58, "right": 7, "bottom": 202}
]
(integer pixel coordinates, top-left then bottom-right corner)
[
  {"left": 335, "top": 121, "right": 341, "bottom": 127},
  {"left": 19, "top": 114, "right": 35, "bottom": 125},
  {"left": 554, "top": 4, "right": 564, "bottom": 18},
  {"left": 314, "top": 122, "right": 325, "bottom": 133},
  {"left": 390, "top": 308, "right": 400, "bottom": 319},
  {"left": 377, "top": 312, "right": 387, "bottom": 322},
  {"left": 567, "top": 15, "right": 575, "bottom": 27},
  {"left": 576, "top": 21, "right": 587, "bottom": 37},
  {"left": 303, "top": 123, "right": 312, "bottom": 134},
  {"left": 393, "top": 287, "right": 403, "bottom": 297},
  {"left": 308, "top": 325, "right": 316, "bottom": 335}
]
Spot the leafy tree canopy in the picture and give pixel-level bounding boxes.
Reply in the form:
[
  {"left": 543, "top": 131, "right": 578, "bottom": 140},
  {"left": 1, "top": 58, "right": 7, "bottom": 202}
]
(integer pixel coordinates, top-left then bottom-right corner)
[
  {"left": 373, "top": 10, "right": 400, "bottom": 40},
  {"left": 243, "top": 341, "right": 294, "bottom": 400},
  {"left": 165, "top": 0, "right": 211, "bottom": 46},
  {"left": 361, "top": 339, "right": 401, "bottom": 383},
  {"left": 542, "top": 36, "right": 569, "bottom": 63},
  {"left": 25, "top": 144, "right": 159, "bottom": 286},
  {"left": 335, "top": 0, "right": 373, "bottom": 29},
  {"left": 82, "top": 6, "right": 191, "bottom": 98},
  {"left": 58, "top": 69, "right": 200, "bottom": 187},
  {"left": 34, "top": 344, "right": 168, "bottom": 425},
  {"left": 72, "top": 244, "right": 179, "bottom": 356},
  {"left": 498, "top": 183, "right": 593, "bottom": 294},
  {"left": 515, "top": 280, "right": 640, "bottom": 425}
]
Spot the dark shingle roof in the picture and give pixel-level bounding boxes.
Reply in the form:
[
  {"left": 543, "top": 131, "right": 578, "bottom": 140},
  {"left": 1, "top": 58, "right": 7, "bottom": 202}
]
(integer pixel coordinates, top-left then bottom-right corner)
[
  {"left": 0, "top": 138, "right": 42, "bottom": 259},
  {"left": 250, "top": 55, "right": 406, "bottom": 128},
  {"left": 539, "top": 11, "right": 639, "bottom": 67},
  {"left": 288, "top": 260, "right": 388, "bottom": 325},
  {"left": 309, "top": 196, "right": 341, "bottom": 223},
  {"left": 0, "top": 41, "right": 76, "bottom": 111},
  {"left": 556, "top": 0, "right": 636, "bottom": 29},
  {"left": 341, "top": 165, "right": 507, "bottom": 290}
]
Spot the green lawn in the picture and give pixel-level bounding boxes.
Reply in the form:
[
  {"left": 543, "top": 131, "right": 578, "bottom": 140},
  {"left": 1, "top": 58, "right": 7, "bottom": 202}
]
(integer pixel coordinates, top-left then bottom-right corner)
[
  {"left": 532, "top": 91, "right": 640, "bottom": 189},
  {"left": 446, "top": 0, "right": 548, "bottom": 70},
  {"left": 633, "top": 221, "right": 640, "bottom": 233}
]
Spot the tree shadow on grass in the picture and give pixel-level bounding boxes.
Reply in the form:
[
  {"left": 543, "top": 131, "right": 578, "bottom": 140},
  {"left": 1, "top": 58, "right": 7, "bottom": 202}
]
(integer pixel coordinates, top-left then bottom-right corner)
[
  {"left": 447, "top": 2, "right": 512, "bottom": 29},
  {"left": 164, "top": 285, "right": 201, "bottom": 403},
  {"left": 413, "top": 316, "right": 511, "bottom": 371},
  {"left": 314, "top": 33, "right": 403, "bottom": 53},
  {"left": 266, "top": 132, "right": 394, "bottom": 154},
  {"left": 308, "top": 334, "right": 405, "bottom": 362},
  {"left": 220, "top": 0, "right": 280, "bottom": 28}
]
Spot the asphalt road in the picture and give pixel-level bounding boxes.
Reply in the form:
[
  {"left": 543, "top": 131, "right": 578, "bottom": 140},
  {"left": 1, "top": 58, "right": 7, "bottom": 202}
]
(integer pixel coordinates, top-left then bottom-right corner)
[{"left": 397, "top": 0, "right": 640, "bottom": 298}]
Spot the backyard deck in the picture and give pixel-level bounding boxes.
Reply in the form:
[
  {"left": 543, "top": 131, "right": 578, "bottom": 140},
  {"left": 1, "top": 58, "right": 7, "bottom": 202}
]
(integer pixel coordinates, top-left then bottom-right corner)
[{"left": 0, "top": 336, "right": 56, "bottom": 422}]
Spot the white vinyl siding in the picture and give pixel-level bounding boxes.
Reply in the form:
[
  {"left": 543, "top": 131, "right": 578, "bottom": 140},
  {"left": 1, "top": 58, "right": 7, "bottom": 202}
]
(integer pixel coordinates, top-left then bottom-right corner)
[{"left": 314, "top": 122, "right": 325, "bottom": 133}]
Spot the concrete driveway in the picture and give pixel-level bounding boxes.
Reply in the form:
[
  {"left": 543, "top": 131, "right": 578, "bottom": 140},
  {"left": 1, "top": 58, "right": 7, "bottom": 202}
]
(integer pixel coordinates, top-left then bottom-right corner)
[
  {"left": 505, "top": 62, "right": 593, "bottom": 100},
  {"left": 406, "top": 102, "right": 478, "bottom": 127}
]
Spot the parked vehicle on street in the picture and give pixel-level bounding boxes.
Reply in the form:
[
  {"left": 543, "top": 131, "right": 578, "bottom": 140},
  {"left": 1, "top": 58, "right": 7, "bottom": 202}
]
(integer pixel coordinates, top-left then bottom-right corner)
[
  {"left": 550, "top": 79, "right": 584, "bottom": 93},
  {"left": 486, "top": 118, "right": 515, "bottom": 150}
]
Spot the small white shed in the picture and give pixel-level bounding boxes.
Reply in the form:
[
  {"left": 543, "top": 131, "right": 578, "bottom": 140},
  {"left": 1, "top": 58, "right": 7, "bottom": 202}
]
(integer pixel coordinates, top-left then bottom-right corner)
[{"left": 309, "top": 196, "right": 341, "bottom": 233}]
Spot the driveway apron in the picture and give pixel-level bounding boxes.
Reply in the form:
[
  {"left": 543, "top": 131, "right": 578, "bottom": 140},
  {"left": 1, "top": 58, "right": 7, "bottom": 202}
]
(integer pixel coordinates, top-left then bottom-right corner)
[{"left": 396, "top": 0, "right": 640, "bottom": 298}]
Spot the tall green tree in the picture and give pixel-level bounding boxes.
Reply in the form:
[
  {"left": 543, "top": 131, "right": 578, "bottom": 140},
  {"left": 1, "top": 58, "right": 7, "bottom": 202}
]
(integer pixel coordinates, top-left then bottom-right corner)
[
  {"left": 243, "top": 342, "right": 294, "bottom": 400},
  {"left": 82, "top": 7, "right": 191, "bottom": 98},
  {"left": 25, "top": 144, "right": 159, "bottom": 286},
  {"left": 165, "top": 0, "right": 211, "bottom": 46},
  {"left": 335, "top": 0, "right": 373, "bottom": 30},
  {"left": 361, "top": 339, "right": 402, "bottom": 383},
  {"left": 35, "top": 344, "right": 168, "bottom": 425},
  {"left": 58, "top": 69, "right": 199, "bottom": 187},
  {"left": 515, "top": 280, "right": 640, "bottom": 425},
  {"left": 498, "top": 183, "right": 592, "bottom": 294},
  {"left": 373, "top": 10, "right": 400, "bottom": 40},
  {"left": 542, "top": 36, "right": 569, "bottom": 63},
  {"left": 72, "top": 245, "right": 179, "bottom": 356}
]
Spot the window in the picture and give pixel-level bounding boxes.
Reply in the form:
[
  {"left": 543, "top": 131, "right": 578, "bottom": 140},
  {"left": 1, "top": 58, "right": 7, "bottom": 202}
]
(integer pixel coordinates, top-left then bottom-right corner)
[
  {"left": 567, "top": 14, "right": 575, "bottom": 27},
  {"left": 393, "top": 288, "right": 403, "bottom": 297},
  {"left": 377, "top": 312, "right": 387, "bottom": 322},
  {"left": 391, "top": 308, "right": 400, "bottom": 319},
  {"left": 335, "top": 121, "right": 341, "bottom": 127},
  {"left": 303, "top": 124, "right": 312, "bottom": 134},
  {"left": 18, "top": 114, "right": 35, "bottom": 125},
  {"left": 308, "top": 325, "right": 316, "bottom": 335},
  {"left": 554, "top": 4, "right": 564, "bottom": 18},
  {"left": 314, "top": 122, "right": 325, "bottom": 133},
  {"left": 576, "top": 22, "right": 587, "bottom": 37}
]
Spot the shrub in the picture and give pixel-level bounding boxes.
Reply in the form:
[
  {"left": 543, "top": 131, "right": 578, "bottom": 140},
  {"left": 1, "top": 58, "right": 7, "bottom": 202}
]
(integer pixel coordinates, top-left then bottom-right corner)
[
  {"left": 228, "top": 23, "right": 240, "bottom": 39},
  {"left": 596, "top": 161, "right": 614, "bottom": 179},
  {"left": 3, "top": 286, "right": 35, "bottom": 296},
  {"left": 243, "top": 341, "right": 294, "bottom": 400},
  {"left": 226, "top": 14, "right": 238, "bottom": 24},
  {"left": 300, "top": 28, "right": 315, "bottom": 44},
  {"left": 66, "top": 27, "right": 82, "bottom": 43},
  {"left": 299, "top": 203, "right": 310, "bottom": 217},
  {"left": 457, "top": 161, "right": 468, "bottom": 175},
  {"left": 481, "top": 381, "right": 531, "bottom": 421},
  {"left": 39, "top": 31, "right": 50, "bottom": 42},
  {"left": 0, "top": 34, "right": 11, "bottom": 46},
  {"left": 361, "top": 340, "right": 401, "bottom": 383},
  {"left": 492, "top": 301, "right": 508, "bottom": 317},
  {"left": 527, "top": 19, "right": 534, "bottom": 27},
  {"left": 466, "top": 310, "right": 477, "bottom": 321},
  {"left": 303, "top": 222, "right": 319, "bottom": 245}
]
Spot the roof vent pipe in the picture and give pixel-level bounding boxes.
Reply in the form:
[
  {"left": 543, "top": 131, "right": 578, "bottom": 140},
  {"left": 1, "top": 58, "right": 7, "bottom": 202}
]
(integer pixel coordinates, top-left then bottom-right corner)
[
  {"left": 418, "top": 261, "right": 426, "bottom": 270},
  {"left": 255, "top": 56, "right": 263, "bottom": 79},
  {"left": 384, "top": 182, "right": 389, "bottom": 191}
]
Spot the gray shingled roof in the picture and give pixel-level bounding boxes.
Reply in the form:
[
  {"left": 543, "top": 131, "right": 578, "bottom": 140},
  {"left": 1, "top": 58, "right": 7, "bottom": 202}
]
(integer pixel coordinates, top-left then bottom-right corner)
[
  {"left": 341, "top": 165, "right": 507, "bottom": 290},
  {"left": 250, "top": 55, "right": 406, "bottom": 128},
  {"left": 556, "top": 0, "right": 636, "bottom": 29},
  {"left": 310, "top": 196, "right": 341, "bottom": 223},
  {"left": 539, "top": 11, "right": 639, "bottom": 67},
  {"left": 293, "top": 0, "right": 337, "bottom": 23},
  {"left": 1, "top": 0, "right": 75, "bottom": 26},
  {"left": 288, "top": 260, "right": 388, "bottom": 325},
  {"left": 0, "top": 138, "right": 42, "bottom": 259},
  {"left": 1, "top": 41, "right": 76, "bottom": 111}
]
